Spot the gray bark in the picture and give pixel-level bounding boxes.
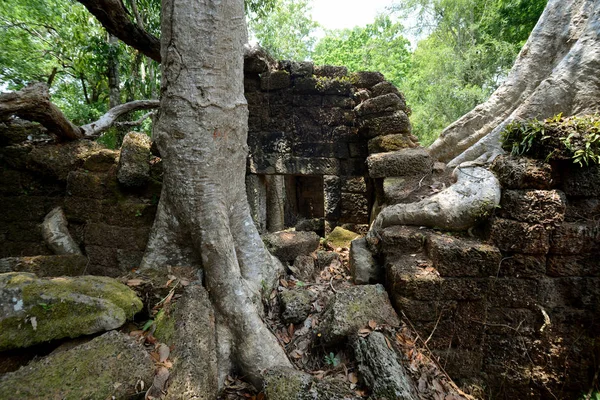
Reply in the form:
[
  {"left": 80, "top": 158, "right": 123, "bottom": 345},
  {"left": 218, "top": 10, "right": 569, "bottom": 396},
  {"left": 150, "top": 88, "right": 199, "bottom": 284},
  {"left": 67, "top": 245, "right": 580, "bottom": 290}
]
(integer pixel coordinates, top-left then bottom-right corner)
[
  {"left": 107, "top": 33, "right": 120, "bottom": 109},
  {"left": 140, "top": 0, "right": 290, "bottom": 388},
  {"left": 429, "top": 0, "right": 600, "bottom": 167},
  {"left": 41, "top": 207, "right": 82, "bottom": 255}
]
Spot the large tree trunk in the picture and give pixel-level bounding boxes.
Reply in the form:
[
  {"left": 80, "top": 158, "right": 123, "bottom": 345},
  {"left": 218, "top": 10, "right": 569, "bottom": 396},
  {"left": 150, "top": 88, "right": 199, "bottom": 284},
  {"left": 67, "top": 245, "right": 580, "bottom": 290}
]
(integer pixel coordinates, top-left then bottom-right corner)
[
  {"left": 140, "top": 0, "right": 291, "bottom": 388},
  {"left": 429, "top": 0, "right": 600, "bottom": 167}
]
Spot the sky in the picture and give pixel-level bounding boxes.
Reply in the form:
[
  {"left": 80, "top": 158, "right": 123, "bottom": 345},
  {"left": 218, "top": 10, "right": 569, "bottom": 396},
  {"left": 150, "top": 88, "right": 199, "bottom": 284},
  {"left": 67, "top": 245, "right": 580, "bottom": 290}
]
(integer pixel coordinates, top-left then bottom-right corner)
[{"left": 310, "top": 0, "right": 396, "bottom": 31}]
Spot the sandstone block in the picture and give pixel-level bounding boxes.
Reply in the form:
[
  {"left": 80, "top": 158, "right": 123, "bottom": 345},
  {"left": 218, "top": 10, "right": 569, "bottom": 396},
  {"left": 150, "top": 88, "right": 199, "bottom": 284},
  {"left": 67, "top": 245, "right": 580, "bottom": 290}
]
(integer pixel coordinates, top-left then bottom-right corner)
[{"left": 367, "top": 148, "right": 432, "bottom": 178}]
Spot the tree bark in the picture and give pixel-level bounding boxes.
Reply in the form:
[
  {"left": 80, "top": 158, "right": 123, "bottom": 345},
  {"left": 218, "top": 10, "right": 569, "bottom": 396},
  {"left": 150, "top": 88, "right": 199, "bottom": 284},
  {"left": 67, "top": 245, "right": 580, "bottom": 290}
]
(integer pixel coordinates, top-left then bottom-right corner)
[
  {"left": 140, "top": 0, "right": 291, "bottom": 388},
  {"left": 107, "top": 33, "right": 121, "bottom": 109},
  {"left": 77, "top": 0, "right": 161, "bottom": 62},
  {"left": 0, "top": 83, "right": 83, "bottom": 140},
  {"left": 429, "top": 0, "right": 600, "bottom": 167}
]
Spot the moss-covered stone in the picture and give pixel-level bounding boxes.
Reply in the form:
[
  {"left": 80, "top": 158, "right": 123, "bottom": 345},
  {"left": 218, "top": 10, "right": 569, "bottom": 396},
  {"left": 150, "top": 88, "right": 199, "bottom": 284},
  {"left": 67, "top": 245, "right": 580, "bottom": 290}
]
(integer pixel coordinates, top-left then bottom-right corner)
[
  {"left": 153, "top": 307, "right": 176, "bottom": 343},
  {"left": 0, "top": 330, "right": 154, "bottom": 400},
  {"left": 264, "top": 367, "right": 313, "bottom": 400},
  {"left": 0, "top": 255, "right": 88, "bottom": 277},
  {"left": 325, "top": 226, "right": 360, "bottom": 249},
  {"left": 0, "top": 272, "right": 142, "bottom": 350},
  {"left": 117, "top": 132, "right": 151, "bottom": 187}
]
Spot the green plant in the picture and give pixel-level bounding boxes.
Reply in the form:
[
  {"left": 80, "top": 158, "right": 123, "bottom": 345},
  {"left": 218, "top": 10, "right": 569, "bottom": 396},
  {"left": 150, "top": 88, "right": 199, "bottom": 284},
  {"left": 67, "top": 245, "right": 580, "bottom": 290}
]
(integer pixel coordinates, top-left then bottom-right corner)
[{"left": 324, "top": 352, "right": 340, "bottom": 367}]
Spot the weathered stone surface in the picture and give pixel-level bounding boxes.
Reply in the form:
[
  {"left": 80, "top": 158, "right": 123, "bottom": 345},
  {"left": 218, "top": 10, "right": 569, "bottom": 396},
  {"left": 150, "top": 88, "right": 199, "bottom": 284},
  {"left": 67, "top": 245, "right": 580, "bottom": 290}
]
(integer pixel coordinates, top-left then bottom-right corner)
[
  {"left": 487, "top": 278, "right": 539, "bottom": 308},
  {"left": 341, "top": 176, "right": 367, "bottom": 193},
  {"left": 325, "top": 226, "right": 360, "bottom": 249},
  {"left": 355, "top": 93, "right": 406, "bottom": 117},
  {"left": 264, "top": 367, "right": 314, "bottom": 400},
  {"left": 353, "top": 332, "right": 418, "bottom": 400},
  {"left": 0, "top": 255, "right": 87, "bottom": 277},
  {"left": 261, "top": 70, "right": 291, "bottom": 91},
  {"left": 427, "top": 234, "right": 502, "bottom": 277},
  {"left": 340, "top": 193, "right": 369, "bottom": 223},
  {"left": 490, "top": 155, "right": 554, "bottom": 189},
  {"left": 359, "top": 111, "right": 411, "bottom": 138},
  {"left": 371, "top": 81, "right": 401, "bottom": 98},
  {"left": 497, "top": 254, "right": 547, "bottom": 278},
  {"left": 547, "top": 253, "right": 600, "bottom": 277},
  {"left": 350, "top": 237, "right": 383, "bottom": 284},
  {"left": 498, "top": 189, "right": 566, "bottom": 224},
  {"left": 320, "top": 284, "right": 399, "bottom": 344},
  {"left": 117, "top": 132, "right": 151, "bottom": 187},
  {"left": 0, "top": 272, "right": 142, "bottom": 350},
  {"left": 565, "top": 197, "right": 600, "bottom": 222},
  {"left": 367, "top": 148, "right": 432, "bottom": 178},
  {"left": 162, "top": 283, "right": 218, "bottom": 400},
  {"left": 316, "top": 250, "right": 340, "bottom": 269},
  {"left": 490, "top": 218, "right": 550, "bottom": 254},
  {"left": 82, "top": 148, "right": 118, "bottom": 172},
  {"left": 280, "top": 288, "right": 315, "bottom": 324},
  {"left": 0, "top": 330, "right": 154, "bottom": 400},
  {"left": 350, "top": 71, "right": 385, "bottom": 89},
  {"left": 550, "top": 221, "right": 600, "bottom": 254},
  {"left": 84, "top": 222, "right": 150, "bottom": 251},
  {"left": 379, "top": 225, "right": 429, "bottom": 255},
  {"left": 368, "top": 134, "right": 417, "bottom": 153},
  {"left": 561, "top": 163, "right": 600, "bottom": 197},
  {"left": 262, "top": 231, "right": 320, "bottom": 262},
  {"left": 295, "top": 218, "right": 324, "bottom": 233},
  {"left": 314, "top": 65, "right": 348, "bottom": 78},
  {"left": 290, "top": 255, "right": 316, "bottom": 281},
  {"left": 27, "top": 141, "right": 103, "bottom": 181}
]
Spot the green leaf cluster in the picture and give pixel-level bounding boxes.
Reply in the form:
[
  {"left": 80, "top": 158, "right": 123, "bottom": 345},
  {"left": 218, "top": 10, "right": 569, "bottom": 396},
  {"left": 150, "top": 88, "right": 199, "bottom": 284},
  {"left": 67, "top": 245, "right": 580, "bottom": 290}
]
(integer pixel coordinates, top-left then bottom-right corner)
[
  {"left": 312, "top": 15, "right": 411, "bottom": 87},
  {"left": 501, "top": 114, "right": 600, "bottom": 167}
]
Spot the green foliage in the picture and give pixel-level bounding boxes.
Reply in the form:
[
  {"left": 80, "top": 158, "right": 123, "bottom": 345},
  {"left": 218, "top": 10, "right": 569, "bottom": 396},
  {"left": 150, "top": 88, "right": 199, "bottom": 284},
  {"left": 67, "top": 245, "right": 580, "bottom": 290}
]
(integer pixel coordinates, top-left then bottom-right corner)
[
  {"left": 323, "top": 352, "right": 340, "bottom": 367},
  {"left": 501, "top": 114, "right": 600, "bottom": 166},
  {"left": 248, "top": 0, "right": 319, "bottom": 60},
  {"left": 312, "top": 15, "right": 411, "bottom": 86},
  {"left": 392, "top": 0, "right": 547, "bottom": 145}
]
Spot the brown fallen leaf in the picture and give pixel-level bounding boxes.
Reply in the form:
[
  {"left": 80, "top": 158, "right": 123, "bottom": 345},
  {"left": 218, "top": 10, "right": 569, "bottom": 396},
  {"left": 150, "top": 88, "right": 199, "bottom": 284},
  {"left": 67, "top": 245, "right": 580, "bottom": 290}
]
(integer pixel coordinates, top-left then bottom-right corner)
[
  {"left": 127, "top": 279, "right": 145, "bottom": 287},
  {"left": 368, "top": 320, "right": 377, "bottom": 330},
  {"left": 158, "top": 343, "right": 170, "bottom": 362},
  {"left": 358, "top": 328, "right": 372, "bottom": 337},
  {"left": 384, "top": 335, "right": 393, "bottom": 350},
  {"left": 348, "top": 372, "right": 359, "bottom": 384}
]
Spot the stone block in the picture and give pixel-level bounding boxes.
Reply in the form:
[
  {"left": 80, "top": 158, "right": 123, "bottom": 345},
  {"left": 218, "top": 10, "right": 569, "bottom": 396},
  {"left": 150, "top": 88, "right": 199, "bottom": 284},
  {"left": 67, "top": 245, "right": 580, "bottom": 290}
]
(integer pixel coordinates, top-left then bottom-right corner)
[
  {"left": 66, "top": 170, "right": 115, "bottom": 200},
  {"left": 550, "top": 221, "right": 600, "bottom": 254},
  {"left": 85, "top": 245, "right": 119, "bottom": 276},
  {"left": 367, "top": 148, "right": 432, "bottom": 178},
  {"left": 359, "top": 110, "right": 415, "bottom": 139},
  {"left": 561, "top": 163, "right": 600, "bottom": 197},
  {"left": 380, "top": 225, "right": 429, "bottom": 255},
  {"left": 368, "top": 134, "right": 416, "bottom": 154},
  {"left": 324, "top": 175, "right": 341, "bottom": 219},
  {"left": 28, "top": 141, "right": 102, "bottom": 181},
  {"left": 290, "top": 61, "right": 314, "bottom": 77},
  {"left": 487, "top": 278, "right": 539, "bottom": 308},
  {"left": 547, "top": 253, "right": 600, "bottom": 276},
  {"left": 340, "top": 193, "right": 369, "bottom": 223},
  {"left": 486, "top": 307, "right": 540, "bottom": 335},
  {"left": 348, "top": 142, "right": 368, "bottom": 158},
  {"left": 565, "top": 198, "right": 600, "bottom": 222},
  {"left": 260, "top": 70, "right": 291, "bottom": 91},
  {"left": 385, "top": 256, "right": 440, "bottom": 300},
  {"left": 498, "top": 189, "right": 566, "bottom": 225},
  {"left": 371, "top": 81, "right": 402, "bottom": 98},
  {"left": 244, "top": 77, "right": 260, "bottom": 92},
  {"left": 82, "top": 149, "right": 118, "bottom": 172},
  {"left": 432, "top": 349, "right": 483, "bottom": 379},
  {"left": 0, "top": 196, "right": 51, "bottom": 222},
  {"left": 319, "top": 284, "right": 399, "bottom": 344},
  {"left": 349, "top": 237, "right": 383, "bottom": 284},
  {"left": 382, "top": 175, "right": 433, "bottom": 204},
  {"left": 392, "top": 296, "right": 451, "bottom": 322},
  {"left": 354, "top": 93, "right": 406, "bottom": 118},
  {"left": 427, "top": 234, "right": 502, "bottom": 277},
  {"left": 490, "top": 155, "right": 554, "bottom": 189},
  {"left": 341, "top": 176, "right": 367, "bottom": 193},
  {"left": 350, "top": 71, "right": 385, "bottom": 89},
  {"left": 262, "top": 231, "right": 320, "bottom": 262},
  {"left": 292, "top": 94, "right": 322, "bottom": 107},
  {"left": 314, "top": 65, "right": 348, "bottom": 78},
  {"left": 539, "top": 277, "right": 600, "bottom": 308},
  {"left": 496, "top": 254, "right": 546, "bottom": 278},
  {"left": 0, "top": 255, "right": 88, "bottom": 277},
  {"left": 490, "top": 218, "right": 550, "bottom": 254},
  {"left": 280, "top": 288, "right": 315, "bottom": 324},
  {"left": 289, "top": 255, "right": 316, "bottom": 281},
  {"left": 322, "top": 95, "right": 354, "bottom": 108},
  {"left": 117, "top": 132, "right": 151, "bottom": 188}
]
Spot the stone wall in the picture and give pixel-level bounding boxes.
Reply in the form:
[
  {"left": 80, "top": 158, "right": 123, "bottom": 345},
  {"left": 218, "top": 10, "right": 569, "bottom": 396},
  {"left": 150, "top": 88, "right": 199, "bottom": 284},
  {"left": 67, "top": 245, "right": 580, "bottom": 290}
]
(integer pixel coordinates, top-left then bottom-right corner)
[
  {"left": 243, "top": 55, "right": 414, "bottom": 232},
  {"left": 380, "top": 155, "right": 600, "bottom": 399}
]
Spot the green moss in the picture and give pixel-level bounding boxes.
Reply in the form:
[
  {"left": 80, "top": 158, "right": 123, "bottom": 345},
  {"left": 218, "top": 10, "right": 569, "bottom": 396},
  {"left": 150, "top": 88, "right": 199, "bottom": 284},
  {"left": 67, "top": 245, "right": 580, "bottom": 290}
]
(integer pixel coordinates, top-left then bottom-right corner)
[
  {"left": 325, "top": 226, "right": 360, "bottom": 249},
  {"left": 153, "top": 308, "right": 176, "bottom": 343}
]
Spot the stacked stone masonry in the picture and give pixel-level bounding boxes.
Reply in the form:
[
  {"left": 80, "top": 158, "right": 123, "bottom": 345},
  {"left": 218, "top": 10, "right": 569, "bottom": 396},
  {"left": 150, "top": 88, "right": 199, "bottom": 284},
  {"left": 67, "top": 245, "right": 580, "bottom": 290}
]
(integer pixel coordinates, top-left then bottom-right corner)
[{"left": 381, "top": 155, "right": 600, "bottom": 399}]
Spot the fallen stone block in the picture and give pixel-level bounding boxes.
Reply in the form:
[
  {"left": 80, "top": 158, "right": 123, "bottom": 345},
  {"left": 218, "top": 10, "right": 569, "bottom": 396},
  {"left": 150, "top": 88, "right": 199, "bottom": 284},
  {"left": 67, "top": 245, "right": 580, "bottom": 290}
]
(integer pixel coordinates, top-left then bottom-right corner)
[
  {"left": 262, "top": 231, "right": 320, "bottom": 263},
  {"left": 367, "top": 148, "right": 432, "bottom": 178},
  {"left": 355, "top": 93, "right": 406, "bottom": 117},
  {"left": 0, "top": 272, "right": 142, "bottom": 350},
  {"left": 280, "top": 288, "right": 316, "bottom": 324},
  {"left": 350, "top": 237, "right": 383, "bottom": 284},
  {"left": 117, "top": 132, "right": 151, "bottom": 187}
]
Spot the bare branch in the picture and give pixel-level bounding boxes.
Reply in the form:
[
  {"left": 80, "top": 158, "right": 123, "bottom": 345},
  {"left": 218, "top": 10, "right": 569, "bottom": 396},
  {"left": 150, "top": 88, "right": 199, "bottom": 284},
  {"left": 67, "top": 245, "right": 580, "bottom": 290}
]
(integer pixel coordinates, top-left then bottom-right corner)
[
  {"left": 113, "top": 110, "right": 155, "bottom": 129},
  {"left": 81, "top": 99, "right": 159, "bottom": 138}
]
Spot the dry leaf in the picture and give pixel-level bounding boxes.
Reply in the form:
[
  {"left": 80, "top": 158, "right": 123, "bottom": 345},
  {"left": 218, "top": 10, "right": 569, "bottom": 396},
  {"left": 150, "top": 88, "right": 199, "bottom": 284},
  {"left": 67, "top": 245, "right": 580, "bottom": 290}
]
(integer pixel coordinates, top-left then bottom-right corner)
[
  {"left": 288, "top": 323, "right": 295, "bottom": 337},
  {"left": 358, "top": 328, "right": 372, "bottom": 337},
  {"left": 368, "top": 320, "right": 377, "bottom": 330},
  {"left": 384, "top": 335, "right": 393, "bottom": 350},
  {"left": 127, "top": 279, "right": 145, "bottom": 286},
  {"left": 348, "top": 372, "right": 359, "bottom": 384},
  {"left": 158, "top": 343, "right": 170, "bottom": 362},
  {"left": 280, "top": 279, "right": 289, "bottom": 288}
]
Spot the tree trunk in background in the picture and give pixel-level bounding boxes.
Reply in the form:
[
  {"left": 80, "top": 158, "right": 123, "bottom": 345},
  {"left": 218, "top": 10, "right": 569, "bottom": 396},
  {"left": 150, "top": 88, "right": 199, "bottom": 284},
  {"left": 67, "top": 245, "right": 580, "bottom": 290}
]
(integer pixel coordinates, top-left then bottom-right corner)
[
  {"left": 429, "top": 0, "right": 600, "bottom": 167},
  {"left": 107, "top": 33, "right": 120, "bottom": 109},
  {"left": 140, "top": 0, "right": 291, "bottom": 387}
]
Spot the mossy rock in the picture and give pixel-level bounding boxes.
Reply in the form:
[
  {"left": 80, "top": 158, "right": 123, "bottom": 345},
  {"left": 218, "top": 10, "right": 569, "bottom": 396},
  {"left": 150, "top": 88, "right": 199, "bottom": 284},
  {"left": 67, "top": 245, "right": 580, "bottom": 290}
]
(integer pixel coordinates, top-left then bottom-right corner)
[
  {"left": 0, "top": 330, "right": 154, "bottom": 400},
  {"left": 325, "top": 226, "right": 360, "bottom": 249},
  {"left": 0, "top": 272, "right": 143, "bottom": 351}
]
